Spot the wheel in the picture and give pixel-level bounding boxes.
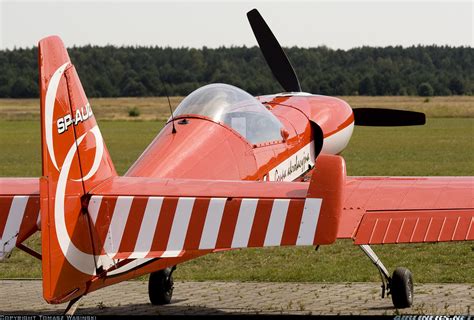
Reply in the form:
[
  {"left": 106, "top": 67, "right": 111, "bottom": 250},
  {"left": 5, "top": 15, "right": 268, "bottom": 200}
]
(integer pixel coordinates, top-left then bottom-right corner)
[
  {"left": 148, "top": 267, "right": 174, "bottom": 305},
  {"left": 391, "top": 267, "right": 414, "bottom": 308}
]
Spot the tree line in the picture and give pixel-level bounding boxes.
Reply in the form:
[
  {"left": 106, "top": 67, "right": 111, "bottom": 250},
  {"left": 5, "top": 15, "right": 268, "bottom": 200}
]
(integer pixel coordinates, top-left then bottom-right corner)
[{"left": 0, "top": 45, "right": 472, "bottom": 98}]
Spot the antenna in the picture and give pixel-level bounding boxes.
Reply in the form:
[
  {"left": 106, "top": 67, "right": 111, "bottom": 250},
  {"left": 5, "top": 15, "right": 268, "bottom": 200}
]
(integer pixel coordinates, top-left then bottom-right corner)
[{"left": 163, "top": 83, "right": 177, "bottom": 134}]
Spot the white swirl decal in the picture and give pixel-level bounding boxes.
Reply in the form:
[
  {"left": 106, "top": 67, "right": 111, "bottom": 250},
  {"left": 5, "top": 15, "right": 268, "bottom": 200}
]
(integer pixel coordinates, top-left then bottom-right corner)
[
  {"left": 44, "top": 62, "right": 69, "bottom": 171},
  {"left": 72, "top": 126, "right": 104, "bottom": 182},
  {"left": 54, "top": 128, "right": 115, "bottom": 274},
  {"left": 46, "top": 64, "right": 114, "bottom": 275}
]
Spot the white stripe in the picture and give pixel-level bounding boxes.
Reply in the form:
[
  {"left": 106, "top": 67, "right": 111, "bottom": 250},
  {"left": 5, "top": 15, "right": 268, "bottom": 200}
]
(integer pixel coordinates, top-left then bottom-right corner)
[
  {"left": 296, "top": 198, "right": 322, "bottom": 245},
  {"left": 264, "top": 199, "right": 290, "bottom": 247},
  {"left": 131, "top": 197, "right": 163, "bottom": 258},
  {"left": 36, "top": 210, "right": 41, "bottom": 229},
  {"left": 78, "top": 127, "right": 104, "bottom": 181},
  {"left": 107, "top": 258, "right": 154, "bottom": 276},
  {"left": 166, "top": 197, "right": 195, "bottom": 251},
  {"left": 231, "top": 198, "right": 258, "bottom": 248},
  {"left": 88, "top": 196, "right": 103, "bottom": 225},
  {"left": 199, "top": 198, "right": 226, "bottom": 249},
  {"left": 44, "top": 62, "right": 69, "bottom": 171},
  {"left": 160, "top": 250, "right": 183, "bottom": 258},
  {"left": 0, "top": 196, "right": 28, "bottom": 258},
  {"left": 104, "top": 196, "right": 133, "bottom": 256},
  {"left": 321, "top": 122, "right": 354, "bottom": 155},
  {"left": 53, "top": 131, "right": 97, "bottom": 274}
]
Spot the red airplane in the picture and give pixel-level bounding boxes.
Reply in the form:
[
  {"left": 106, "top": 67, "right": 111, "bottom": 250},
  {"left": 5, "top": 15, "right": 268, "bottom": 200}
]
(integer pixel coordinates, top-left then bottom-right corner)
[{"left": 0, "top": 9, "right": 472, "bottom": 313}]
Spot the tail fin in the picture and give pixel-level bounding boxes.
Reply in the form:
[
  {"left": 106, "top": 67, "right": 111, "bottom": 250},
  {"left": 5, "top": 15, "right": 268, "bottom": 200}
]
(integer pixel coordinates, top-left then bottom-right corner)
[{"left": 39, "top": 36, "right": 116, "bottom": 303}]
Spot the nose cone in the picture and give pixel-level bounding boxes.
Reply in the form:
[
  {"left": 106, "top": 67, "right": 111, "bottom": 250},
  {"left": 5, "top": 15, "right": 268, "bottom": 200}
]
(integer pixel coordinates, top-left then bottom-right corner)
[
  {"left": 126, "top": 118, "right": 258, "bottom": 180},
  {"left": 302, "top": 96, "right": 354, "bottom": 155}
]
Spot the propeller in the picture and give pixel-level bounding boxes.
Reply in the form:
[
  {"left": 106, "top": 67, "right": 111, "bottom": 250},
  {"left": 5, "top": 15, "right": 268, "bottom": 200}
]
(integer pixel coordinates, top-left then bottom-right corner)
[
  {"left": 247, "top": 9, "right": 301, "bottom": 92},
  {"left": 352, "top": 108, "right": 426, "bottom": 126},
  {"left": 246, "top": 8, "right": 426, "bottom": 127}
]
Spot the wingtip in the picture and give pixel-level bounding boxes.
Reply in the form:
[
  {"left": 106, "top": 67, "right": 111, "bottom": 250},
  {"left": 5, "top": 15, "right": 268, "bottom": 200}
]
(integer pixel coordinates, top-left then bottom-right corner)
[{"left": 420, "top": 113, "right": 427, "bottom": 125}]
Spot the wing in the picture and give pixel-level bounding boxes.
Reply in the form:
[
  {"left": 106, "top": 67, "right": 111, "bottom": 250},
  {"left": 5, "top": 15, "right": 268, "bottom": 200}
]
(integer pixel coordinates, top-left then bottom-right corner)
[
  {"left": 0, "top": 178, "right": 40, "bottom": 260},
  {"left": 338, "top": 176, "right": 474, "bottom": 244}
]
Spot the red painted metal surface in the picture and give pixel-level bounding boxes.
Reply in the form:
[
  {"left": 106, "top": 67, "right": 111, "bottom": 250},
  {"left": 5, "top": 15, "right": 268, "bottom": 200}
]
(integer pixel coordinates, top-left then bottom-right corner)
[
  {"left": 337, "top": 177, "right": 474, "bottom": 240},
  {"left": 126, "top": 110, "right": 313, "bottom": 182},
  {"left": 91, "top": 176, "right": 307, "bottom": 198},
  {"left": 257, "top": 95, "right": 354, "bottom": 138},
  {"left": 354, "top": 210, "right": 474, "bottom": 244},
  {"left": 0, "top": 178, "right": 39, "bottom": 195},
  {"left": 126, "top": 118, "right": 258, "bottom": 180}
]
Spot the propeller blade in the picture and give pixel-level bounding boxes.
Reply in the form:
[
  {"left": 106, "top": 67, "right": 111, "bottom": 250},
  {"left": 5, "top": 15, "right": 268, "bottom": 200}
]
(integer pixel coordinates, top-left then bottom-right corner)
[
  {"left": 247, "top": 9, "right": 301, "bottom": 92},
  {"left": 353, "top": 108, "right": 426, "bottom": 126}
]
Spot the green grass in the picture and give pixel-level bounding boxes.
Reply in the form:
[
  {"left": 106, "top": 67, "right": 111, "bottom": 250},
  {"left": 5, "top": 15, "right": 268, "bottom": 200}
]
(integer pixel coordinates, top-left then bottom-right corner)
[
  {"left": 0, "top": 120, "right": 164, "bottom": 176},
  {"left": 0, "top": 118, "right": 473, "bottom": 282},
  {"left": 342, "top": 118, "right": 474, "bottom": 176}
]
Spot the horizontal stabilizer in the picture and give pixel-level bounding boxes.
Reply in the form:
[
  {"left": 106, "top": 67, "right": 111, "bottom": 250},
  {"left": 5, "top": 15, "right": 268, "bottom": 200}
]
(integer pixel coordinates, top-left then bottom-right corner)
[
  {"left": 86, "top": 154, "right": 345, "bottom": 260},
  {"left": 0, "top": 178, "right": 40, "bottom": 260}
]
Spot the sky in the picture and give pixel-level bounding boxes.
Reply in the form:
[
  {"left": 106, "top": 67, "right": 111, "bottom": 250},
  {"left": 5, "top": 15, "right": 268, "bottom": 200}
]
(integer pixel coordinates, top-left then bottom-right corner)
[{"left": 0, "top": 0, "right": 472, "bottom": 50}]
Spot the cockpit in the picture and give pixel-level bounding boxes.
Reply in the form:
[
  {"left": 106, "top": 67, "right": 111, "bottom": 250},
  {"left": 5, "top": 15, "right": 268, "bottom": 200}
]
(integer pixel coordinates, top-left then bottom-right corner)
[{"left": 172, "top": 83, "right": 284, "bottom": 145}]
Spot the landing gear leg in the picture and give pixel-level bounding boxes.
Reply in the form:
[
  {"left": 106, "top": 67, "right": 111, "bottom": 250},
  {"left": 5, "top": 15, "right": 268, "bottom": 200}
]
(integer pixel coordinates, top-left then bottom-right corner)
[
  {"left": 359, "top": 245, "right": 413, "bottom": 309},
  {"left": 64, "top": 295, "right": 82, "bottom": 315},
  {"left": 360, "top": 245, "right": 391, "bottom": 298},
  {"left": 148, "top": 265, "right": 176, "bottom": 305}
]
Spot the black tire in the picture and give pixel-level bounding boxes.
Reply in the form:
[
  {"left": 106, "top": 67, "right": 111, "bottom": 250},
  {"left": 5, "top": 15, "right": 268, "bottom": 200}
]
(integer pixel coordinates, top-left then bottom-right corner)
[
  {"left": 148, "top": 267, "right": 174, "bottom": 305},
  {"left": 391, "top": 267, "right": 414, "bottom": 309}
]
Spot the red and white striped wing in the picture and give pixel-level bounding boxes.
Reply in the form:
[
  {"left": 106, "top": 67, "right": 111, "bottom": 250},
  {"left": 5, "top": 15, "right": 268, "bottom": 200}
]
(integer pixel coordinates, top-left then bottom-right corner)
[
  {"left": 89, "top": 196, "right": 323, "bottom": 259},
  {"left": 0, "top": 179, "right": 40, "bottom": 259}
]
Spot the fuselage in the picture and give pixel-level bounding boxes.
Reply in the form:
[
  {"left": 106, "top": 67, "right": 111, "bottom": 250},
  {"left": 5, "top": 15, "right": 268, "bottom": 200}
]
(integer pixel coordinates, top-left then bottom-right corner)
[{"left": 126, "top": 89, "right": 354, "bottom": 182}]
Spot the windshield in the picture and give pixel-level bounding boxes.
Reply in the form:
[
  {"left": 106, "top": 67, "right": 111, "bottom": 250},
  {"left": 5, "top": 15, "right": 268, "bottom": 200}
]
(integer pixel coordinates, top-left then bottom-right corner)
[{"left": 173, "top": 83, "right": 284, "bottom": 145}]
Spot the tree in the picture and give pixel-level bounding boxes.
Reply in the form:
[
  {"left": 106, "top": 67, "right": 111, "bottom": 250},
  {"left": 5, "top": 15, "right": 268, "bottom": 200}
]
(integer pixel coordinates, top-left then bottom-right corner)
[
  {"left": 10, "top": 78, "right": 38, "bottom": 98},
  {"left": 0, "top": 45, "right": 472, "bottom": 97},
  {"left": 417, "top": 82, "right": 434, "bottom": 97},
  {"left": 121, "top": 78, "right": 147, "bottom": 97},
  {"left": 359, "top": 77, "right": 376, "bottom": 95},
  {"left": 94, "top": 77, "right": 116, "bottom": 97},
  {"left": 448, "top": 78, "right": 465, "bottom": 95}
]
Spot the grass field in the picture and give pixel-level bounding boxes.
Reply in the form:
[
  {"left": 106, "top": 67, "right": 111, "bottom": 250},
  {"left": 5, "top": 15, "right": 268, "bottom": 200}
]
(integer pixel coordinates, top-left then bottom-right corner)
[
  {"left": 0, "top": 96, "right": 473, "bottom": 282},
  {"left": 0, "top": 96, "right": 473, "bottom": 121}
]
